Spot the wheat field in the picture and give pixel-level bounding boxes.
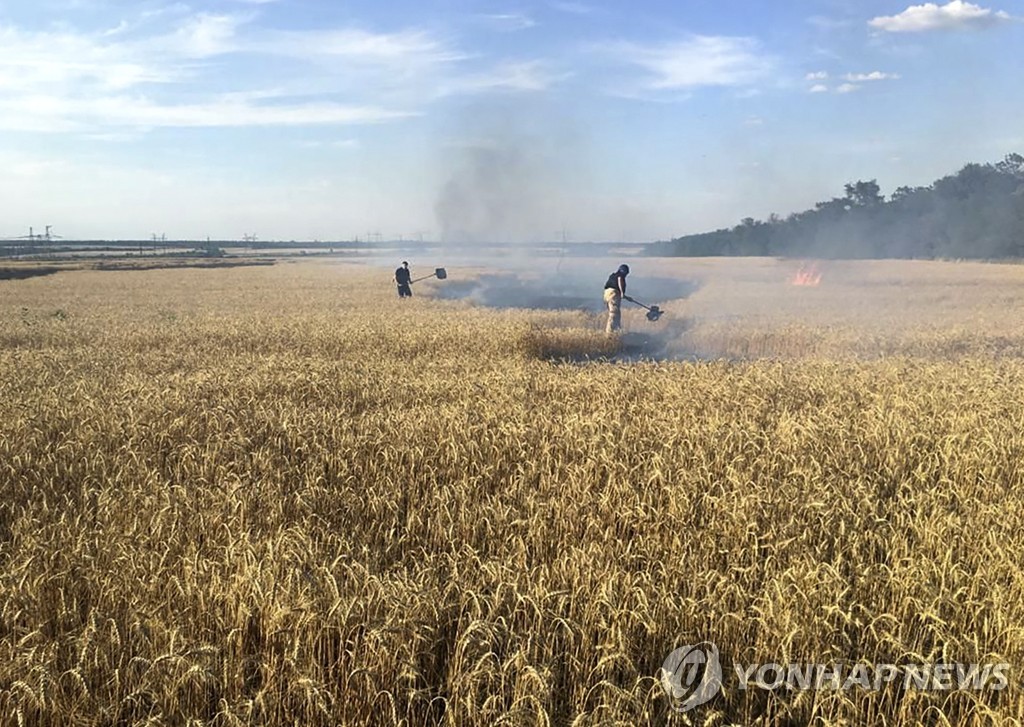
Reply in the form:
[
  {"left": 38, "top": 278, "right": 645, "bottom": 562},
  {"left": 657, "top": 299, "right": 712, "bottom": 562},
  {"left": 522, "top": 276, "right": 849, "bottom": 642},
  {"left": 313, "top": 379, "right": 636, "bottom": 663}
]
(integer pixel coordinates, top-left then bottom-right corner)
[{"left": 3, "top": 257, "right": 1024, "bottom": 726}]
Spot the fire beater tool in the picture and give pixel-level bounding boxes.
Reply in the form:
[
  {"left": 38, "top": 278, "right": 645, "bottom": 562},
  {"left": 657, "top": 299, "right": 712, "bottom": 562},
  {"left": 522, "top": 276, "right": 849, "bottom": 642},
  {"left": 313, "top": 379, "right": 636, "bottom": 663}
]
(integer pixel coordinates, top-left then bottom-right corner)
[
  {"left": 411, "top": 267, "right": 447, "bottom": 284},
  {"left": 624, "top": 296, "right": 664, "bottom": 322}
]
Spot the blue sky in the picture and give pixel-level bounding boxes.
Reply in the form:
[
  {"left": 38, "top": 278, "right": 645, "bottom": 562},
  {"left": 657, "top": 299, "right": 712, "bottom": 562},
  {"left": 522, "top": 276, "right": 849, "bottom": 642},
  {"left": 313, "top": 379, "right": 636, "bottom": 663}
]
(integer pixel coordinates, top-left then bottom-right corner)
[{"left": 0, "top": 0, "right": 1021, "bottom": 241}]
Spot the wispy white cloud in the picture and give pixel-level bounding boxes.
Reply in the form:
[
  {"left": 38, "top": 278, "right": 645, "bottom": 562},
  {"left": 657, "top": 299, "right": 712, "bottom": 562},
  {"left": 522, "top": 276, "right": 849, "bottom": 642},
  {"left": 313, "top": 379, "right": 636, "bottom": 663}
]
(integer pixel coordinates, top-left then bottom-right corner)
[
  {"left": 0, "top": 93, "right": 414, "bottom": 130},
  {"left": 164, "top": 12, "right": 246, "bottom": 57},
  {"left": 0, "top": 11, "right": 512, "bottom": 133},
  {"left": 0, "top": 25, "right": 183, "bottom": 93},
  {"left": 807, "top": 70, "right": 900, "bottom": 94},
  {"left": 438, "top": 60, "right": 567, "bottom": 96},
  {"left": 843, "top": 71, "right": 901, "bottom": 81},
  {"left": 869, "top": 1, "right": 1011, "bottom": 32},
  {"left": 295, "top": 138, "right": 361, "bottom": 150},
  {"left": 256, "top": 28, "right": 463, "bottom": 65},
  {"left": 101, "top": 20, "right": 132, "bottom": 38},
  {"left": 0, "top": 16, "right": 461, "bottom": 95},
  {"left": 475, "top": 13, "right": 537, "bottom": 32},
  {"left": 606, "top": 36, "right": 772, "bottom": 93}
]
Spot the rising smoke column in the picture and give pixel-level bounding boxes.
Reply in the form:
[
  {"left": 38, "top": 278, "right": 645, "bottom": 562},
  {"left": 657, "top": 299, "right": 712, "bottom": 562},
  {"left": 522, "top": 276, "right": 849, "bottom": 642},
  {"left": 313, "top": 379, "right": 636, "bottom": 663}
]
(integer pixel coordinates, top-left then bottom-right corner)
[
  {"left": 433, "top": 103, "right": 582, "bottom": 244},
  {"left": 435, "top": 138, "right": 547, "bottom": 243}
]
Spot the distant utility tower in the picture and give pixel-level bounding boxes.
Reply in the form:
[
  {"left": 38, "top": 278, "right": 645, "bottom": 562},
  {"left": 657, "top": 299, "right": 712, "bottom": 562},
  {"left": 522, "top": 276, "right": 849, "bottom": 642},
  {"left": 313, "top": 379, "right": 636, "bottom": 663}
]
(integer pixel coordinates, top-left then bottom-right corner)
[{"left": 42, "top": 226, "right": 62, "bottom": 257}]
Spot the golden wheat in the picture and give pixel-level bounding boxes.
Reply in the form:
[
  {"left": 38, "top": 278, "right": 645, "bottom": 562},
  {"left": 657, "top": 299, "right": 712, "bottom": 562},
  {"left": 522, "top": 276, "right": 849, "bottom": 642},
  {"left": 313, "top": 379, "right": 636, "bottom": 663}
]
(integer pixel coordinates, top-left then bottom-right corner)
[{"left": 1, "top": 259, "right": 1024, "bottom": 725}]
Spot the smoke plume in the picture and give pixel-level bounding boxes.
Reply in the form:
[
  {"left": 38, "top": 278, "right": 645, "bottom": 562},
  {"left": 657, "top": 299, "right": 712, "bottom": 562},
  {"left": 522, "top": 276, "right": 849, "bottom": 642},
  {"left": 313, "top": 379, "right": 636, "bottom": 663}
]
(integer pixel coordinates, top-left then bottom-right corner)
[{"left": 433, "top": 103, "right": 579, "bottom": 244}]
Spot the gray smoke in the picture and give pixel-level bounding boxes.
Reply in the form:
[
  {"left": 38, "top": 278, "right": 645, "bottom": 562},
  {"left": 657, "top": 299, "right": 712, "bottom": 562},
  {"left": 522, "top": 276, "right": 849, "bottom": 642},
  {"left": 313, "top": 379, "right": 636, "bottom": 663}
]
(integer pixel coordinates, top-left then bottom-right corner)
[
  {"left": 435, "top": 141, "right": 544, "bottom": 243},
  {"left": 433, "top": 104, "right": 578, "bottom": 244},
  {"left": 426, "top": 104, "right": 708, "bottom": 361},
  {"left": 433, "top": 267, "right": 700, "bottom": 313}
]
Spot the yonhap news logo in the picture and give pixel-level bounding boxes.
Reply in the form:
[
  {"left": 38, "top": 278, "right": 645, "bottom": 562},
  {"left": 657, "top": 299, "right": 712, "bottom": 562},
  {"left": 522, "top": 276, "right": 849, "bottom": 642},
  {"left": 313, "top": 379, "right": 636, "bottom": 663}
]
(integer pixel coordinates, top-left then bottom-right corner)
[
  {"left": 660, "top": 642, "right": 724, "bottom": 713},
  {"left": 660, "top": 641, "right": 1010, "bottom": 713}
]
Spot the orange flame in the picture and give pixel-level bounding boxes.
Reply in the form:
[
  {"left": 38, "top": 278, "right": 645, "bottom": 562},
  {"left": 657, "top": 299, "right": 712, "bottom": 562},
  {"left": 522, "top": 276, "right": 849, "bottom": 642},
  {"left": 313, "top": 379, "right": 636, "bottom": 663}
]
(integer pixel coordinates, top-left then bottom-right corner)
[{"left": 791, "top": 263, "right": 822, "bottom": 287}]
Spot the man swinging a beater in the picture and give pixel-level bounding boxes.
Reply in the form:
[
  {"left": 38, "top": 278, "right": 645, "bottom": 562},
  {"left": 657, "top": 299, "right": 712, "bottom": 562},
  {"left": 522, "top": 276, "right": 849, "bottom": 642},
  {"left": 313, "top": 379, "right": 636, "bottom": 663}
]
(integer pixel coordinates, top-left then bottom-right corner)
[
  {"left": 395, "top": 261, "right": 413, "bottom": 298},
  {"left": 603, "top": 264, "right": 630, "bottom": 333}
]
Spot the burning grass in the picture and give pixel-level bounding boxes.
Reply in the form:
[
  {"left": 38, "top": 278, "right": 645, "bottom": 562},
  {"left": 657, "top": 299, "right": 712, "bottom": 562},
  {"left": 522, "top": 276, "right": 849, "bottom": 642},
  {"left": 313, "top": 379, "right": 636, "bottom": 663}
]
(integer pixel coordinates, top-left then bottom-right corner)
[
  {"left": 791, "top": 261, "right": 822, "bottom": 287},
  {"left": 3, "top": 260, "right": 1024, "bottom": 725}
]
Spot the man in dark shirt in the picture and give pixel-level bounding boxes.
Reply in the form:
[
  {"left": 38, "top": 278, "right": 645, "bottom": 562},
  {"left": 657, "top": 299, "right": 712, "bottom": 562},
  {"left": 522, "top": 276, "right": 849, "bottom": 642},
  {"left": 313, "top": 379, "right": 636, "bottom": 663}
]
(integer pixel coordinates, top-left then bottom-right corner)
[
  {"left": 603, "top": 264, "right": 629, "bottom": 333},
  {"left": 395, "top": 261, "right": 412, "bottom": 298}
]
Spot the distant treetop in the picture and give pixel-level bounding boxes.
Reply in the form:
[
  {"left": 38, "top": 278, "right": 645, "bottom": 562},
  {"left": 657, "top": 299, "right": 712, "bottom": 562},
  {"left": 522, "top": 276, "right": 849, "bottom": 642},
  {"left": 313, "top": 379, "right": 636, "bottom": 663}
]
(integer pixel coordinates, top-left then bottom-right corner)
[{"left": 649, "top": 154, "right": 1024, "bottom": 260}]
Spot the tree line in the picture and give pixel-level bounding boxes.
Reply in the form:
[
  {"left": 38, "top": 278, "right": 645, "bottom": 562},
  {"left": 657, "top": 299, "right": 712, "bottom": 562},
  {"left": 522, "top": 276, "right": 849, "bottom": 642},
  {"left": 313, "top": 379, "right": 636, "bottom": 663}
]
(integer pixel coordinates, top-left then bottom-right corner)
[{"left": 648, "top": 154, "right": 1024, "bottom": 259}]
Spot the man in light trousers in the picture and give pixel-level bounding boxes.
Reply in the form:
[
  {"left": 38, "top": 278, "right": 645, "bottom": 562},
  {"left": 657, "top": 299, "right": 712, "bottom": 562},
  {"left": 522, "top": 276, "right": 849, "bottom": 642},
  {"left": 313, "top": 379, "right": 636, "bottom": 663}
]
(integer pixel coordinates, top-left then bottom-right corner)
[{"left": 603, "top": 264, "right": 629, "bottom": 333}]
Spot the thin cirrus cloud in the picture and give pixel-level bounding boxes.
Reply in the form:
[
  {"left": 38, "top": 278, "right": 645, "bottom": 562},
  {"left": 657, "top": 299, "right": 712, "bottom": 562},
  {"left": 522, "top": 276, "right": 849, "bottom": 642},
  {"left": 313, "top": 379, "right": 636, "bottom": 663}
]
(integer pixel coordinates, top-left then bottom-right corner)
[
  {"left": 162, "top": 12, "right": 247, "bottom": 57},
  {"left": 843, "top": 71, "right": 901, "bottom": 81},
  {"left": 0, "top": 11, "right": 550, "bottom": 134},
  {"left": 474, "top": 13, "right": 538, "bottom": 31},
  {"left": 252, "top": 27, "right": 464, "bottom": 65},
  {"left": 869, "top": 1, "right": 1012, "bottom": 32},
  {"left": 806, "top": 70, "right": 899, "bottom": 94},
  {"left": 607, "top": 35, "right": 772, "bottom": 93},
  {"left": 0, "top": 25, "right": 184, "bottom": 92},
  {"left": 437, "top": 60, "right": 567, "bottom": 96},
  {"left": 0, "top": 92, "right": 415, "bottom": 131}
]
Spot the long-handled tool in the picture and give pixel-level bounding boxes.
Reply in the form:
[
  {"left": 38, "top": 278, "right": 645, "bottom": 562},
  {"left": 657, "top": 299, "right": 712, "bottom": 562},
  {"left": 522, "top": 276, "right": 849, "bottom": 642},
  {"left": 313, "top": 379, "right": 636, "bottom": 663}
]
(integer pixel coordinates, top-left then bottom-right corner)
[
  {"left": 410, "top": 267, "right": 447, "bottom": 284},
  {"left": 624, "top": 295, "right": 663, "bottom": 322}
]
